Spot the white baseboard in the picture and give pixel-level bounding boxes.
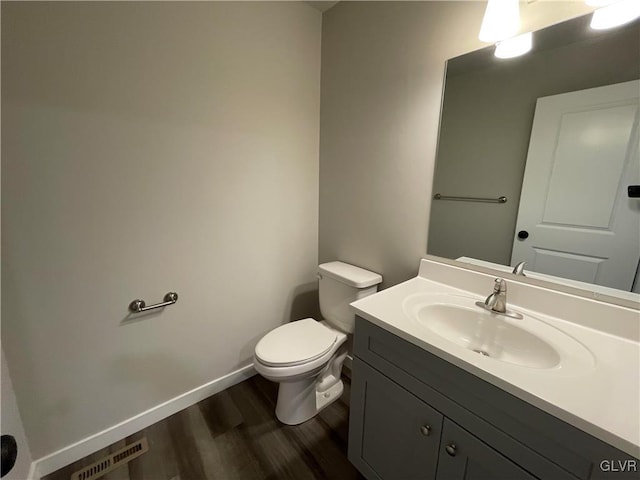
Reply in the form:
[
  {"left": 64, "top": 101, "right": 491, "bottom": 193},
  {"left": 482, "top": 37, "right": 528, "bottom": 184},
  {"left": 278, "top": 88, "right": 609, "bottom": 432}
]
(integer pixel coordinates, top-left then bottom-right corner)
[
  {"left": 32, "top": 364, "right": 256, "bottom": 479},
  {"left": 27, "top": 460, "right": 38, "bottom": 480}
]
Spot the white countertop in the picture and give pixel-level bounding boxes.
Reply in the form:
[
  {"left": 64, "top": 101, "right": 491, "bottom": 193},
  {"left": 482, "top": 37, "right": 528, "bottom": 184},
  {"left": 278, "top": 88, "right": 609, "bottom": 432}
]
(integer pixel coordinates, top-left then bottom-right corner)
[{"left": 351, "top": 258, "right": 640, "bottom": 458}]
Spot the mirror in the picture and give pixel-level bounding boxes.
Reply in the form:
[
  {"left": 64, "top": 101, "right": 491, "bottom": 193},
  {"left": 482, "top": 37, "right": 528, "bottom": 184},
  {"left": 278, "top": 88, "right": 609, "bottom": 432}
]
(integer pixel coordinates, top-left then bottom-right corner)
[{"left": 428, "top": 12, "right": 640, "bottom": 303}]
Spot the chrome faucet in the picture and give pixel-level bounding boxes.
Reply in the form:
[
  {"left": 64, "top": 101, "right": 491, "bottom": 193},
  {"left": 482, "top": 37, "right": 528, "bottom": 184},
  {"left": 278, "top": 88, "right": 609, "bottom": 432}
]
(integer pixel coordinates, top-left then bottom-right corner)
[
  {"left": 512, "top": 261, "right": 527, "bottom": 276},
  {"left": 484, "top": 278, "right": 508, "bottom": 313},
  {"left": 475, "top": 278, "right": 523, "bottom": 319}
]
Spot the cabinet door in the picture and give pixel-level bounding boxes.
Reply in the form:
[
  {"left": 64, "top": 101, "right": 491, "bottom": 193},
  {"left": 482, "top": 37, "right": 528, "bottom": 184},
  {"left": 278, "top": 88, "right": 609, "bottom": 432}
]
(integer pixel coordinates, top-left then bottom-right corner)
[
  {"left": 349, "top": 358, "right": 444, "bottom": 480},
  {"left": 436, "top": 419, "right": 538, "bottom": 480}
]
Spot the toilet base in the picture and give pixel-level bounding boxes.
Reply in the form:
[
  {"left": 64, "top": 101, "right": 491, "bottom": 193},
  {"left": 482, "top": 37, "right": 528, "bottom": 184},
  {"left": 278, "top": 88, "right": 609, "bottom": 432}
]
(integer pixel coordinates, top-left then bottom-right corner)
[
  {"left": 316, "top": 380, "right": 344, "bottom": 412},
  {"left": 275, "top": 378, "right": 344, "bottom": 425}
]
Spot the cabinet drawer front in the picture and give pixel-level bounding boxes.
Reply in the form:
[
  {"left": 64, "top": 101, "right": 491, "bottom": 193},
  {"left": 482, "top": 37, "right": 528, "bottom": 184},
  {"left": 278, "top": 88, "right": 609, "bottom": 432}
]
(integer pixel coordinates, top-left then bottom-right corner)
[
  {"left": 354, "top": 318, "right": 597, "bottom": 480},
  {"left": 349, "top": 358, "right": 444, "bottom": 480}
]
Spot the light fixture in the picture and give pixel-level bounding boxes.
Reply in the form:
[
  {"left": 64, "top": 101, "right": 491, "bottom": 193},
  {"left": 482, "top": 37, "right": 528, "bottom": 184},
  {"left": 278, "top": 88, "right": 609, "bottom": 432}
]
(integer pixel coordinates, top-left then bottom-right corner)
[
  {"left": 590, "top": 0, "right": 640, "bottom": 30},
  {"left": 494, "top": 32, "right": 533, "bottom": 59},
  {"left": 479, "top": 0, "right": 520, "bottom": 43}
]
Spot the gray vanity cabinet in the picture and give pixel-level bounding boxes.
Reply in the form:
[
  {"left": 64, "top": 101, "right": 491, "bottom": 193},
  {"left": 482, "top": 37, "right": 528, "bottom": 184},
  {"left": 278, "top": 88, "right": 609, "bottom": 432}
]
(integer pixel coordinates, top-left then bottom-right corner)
[
  {"left": 350, "top": 358, "right": 538, "bottom": 480},
  {"left": 348, "top": 317, "right": 639, "bottom": 480}
]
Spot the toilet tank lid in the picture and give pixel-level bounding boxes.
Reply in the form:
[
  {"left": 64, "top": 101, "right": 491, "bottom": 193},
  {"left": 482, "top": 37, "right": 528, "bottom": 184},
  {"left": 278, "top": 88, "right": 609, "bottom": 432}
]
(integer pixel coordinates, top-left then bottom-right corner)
[{"left": 318, "top": 261, "right": 382, "bottom": 288}]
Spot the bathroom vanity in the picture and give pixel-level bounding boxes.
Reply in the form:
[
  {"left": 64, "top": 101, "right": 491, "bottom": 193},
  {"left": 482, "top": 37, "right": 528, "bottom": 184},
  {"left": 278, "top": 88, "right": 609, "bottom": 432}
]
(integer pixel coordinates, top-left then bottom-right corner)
[{"left": 347, "top": 259, "right": 640, "bottom": 480}]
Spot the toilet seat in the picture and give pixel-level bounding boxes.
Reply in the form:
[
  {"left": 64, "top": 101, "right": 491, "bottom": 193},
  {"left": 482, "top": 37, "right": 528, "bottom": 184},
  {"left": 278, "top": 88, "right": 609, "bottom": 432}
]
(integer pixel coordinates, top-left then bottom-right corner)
[{"left": 254, "top": 318, "right": 338, "bottom": 367}]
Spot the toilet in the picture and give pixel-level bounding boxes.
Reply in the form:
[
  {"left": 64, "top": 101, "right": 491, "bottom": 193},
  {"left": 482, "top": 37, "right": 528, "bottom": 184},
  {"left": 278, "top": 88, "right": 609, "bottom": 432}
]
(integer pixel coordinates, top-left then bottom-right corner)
[{"left": 253, "top": 261, "right": 382, "bottom": 425}]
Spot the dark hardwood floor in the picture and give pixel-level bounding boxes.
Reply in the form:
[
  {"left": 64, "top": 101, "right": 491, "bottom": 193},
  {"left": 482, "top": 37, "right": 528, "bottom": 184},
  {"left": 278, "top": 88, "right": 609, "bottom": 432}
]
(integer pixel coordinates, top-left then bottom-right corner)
[{"left": 43, "top": 374, "right": 363, "bottom": 480}]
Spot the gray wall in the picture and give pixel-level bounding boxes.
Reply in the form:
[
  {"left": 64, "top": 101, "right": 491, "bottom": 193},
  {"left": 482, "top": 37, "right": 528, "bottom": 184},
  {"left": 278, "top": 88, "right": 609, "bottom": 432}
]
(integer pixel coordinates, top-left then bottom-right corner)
[
  {"left": 318, "top": 1, "right": 594, "bottom": 288},
  {"left": 2, "top": 1, "right": 321, "bottom": 459},
  {"left": 319, "top": 1, "right": 484, "bottom": 288},
  {"left": 429, "top": 21, "right": 640, "bottom": 265}
]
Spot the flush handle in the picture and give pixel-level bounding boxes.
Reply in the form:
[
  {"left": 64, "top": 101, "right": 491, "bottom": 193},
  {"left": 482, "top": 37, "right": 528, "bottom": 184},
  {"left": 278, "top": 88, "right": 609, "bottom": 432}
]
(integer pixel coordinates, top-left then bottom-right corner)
[
  {"left": 420, "top": 425, "right": 431, "bottom": 436},
  {"left": 445, "top": 443, "right": 457, "bottom": 456}
]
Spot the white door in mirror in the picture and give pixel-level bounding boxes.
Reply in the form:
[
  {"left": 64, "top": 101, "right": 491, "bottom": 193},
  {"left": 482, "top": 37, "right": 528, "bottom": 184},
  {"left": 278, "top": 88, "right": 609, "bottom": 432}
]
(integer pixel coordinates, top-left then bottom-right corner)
[{"left": 512, "top": 80, "right": 639, "bottom": 292}]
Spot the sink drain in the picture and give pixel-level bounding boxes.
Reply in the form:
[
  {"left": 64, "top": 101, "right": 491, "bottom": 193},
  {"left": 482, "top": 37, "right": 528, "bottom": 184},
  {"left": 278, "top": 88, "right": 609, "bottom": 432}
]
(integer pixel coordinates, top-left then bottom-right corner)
[{"left": 472, "top": 349, "right": 491, "bottom": 357}]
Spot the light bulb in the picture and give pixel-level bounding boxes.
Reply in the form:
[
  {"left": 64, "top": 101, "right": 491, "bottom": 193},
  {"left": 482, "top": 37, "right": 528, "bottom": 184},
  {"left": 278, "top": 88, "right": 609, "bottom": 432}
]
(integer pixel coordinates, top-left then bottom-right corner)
[
  {"left": 495, "top": 32, "right": 533, "bottom": 59},
  {"left": 591, "top": 0, "right": 640, "bottom": 30},
  {"left": 479, "top": 0, "right": 520, "bottom": 43}
]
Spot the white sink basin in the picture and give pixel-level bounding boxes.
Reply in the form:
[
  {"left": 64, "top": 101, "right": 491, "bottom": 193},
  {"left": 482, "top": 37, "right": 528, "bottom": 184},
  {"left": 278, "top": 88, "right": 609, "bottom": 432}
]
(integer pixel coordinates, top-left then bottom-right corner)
[
  {"left": 403, "top": 293, "right": 595, "bottom": 371},
  {"left": 417, "top": 303, "right": 560, "bottom": 368}
]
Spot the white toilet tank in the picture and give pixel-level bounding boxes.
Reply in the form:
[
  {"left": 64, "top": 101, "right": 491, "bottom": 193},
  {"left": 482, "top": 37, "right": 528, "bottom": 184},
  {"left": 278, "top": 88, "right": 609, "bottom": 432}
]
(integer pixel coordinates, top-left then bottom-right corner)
[{"left": 318, "top": 261, "right": 382, "bottom": 333}]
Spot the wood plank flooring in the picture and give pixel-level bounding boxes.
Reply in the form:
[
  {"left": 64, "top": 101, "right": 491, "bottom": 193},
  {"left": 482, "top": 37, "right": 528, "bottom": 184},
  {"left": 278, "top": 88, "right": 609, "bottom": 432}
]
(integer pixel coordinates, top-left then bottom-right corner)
[{"left": 43, "top": 374, "right": 363, "bottom": 480}]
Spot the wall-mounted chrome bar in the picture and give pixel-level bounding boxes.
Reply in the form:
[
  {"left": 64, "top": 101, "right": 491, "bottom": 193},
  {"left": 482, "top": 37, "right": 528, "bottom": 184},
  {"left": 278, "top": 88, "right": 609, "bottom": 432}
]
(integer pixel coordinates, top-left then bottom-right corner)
[
  {"left": 433, "top": 193, "right": 507, "bottom": 204},
  {"left": 129, "top": 292, "right": 178, "bottom": 313}
]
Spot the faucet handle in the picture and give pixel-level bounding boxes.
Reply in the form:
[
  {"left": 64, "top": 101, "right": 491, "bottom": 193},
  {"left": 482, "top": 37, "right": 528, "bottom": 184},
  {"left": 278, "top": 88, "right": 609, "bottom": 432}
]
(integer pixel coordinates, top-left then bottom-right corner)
[
  {"left": 493, "top": 277, "right": 506, "bottom": 293},
  {"left": 512, "top": 261, "right": 527, "bottom": 276}
]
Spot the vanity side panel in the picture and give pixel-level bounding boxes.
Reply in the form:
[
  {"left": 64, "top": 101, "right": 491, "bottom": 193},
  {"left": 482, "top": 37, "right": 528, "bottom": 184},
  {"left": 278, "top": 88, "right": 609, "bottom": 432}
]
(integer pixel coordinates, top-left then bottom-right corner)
[{"left": 354, "top": 317, "right": 638, "bottom": 479}]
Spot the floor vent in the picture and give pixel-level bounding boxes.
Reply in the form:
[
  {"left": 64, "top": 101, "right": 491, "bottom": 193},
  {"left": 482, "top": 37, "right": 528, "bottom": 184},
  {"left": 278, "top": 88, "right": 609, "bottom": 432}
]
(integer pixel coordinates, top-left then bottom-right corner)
[{"left": 70, "top": 437, "right": 148, "bottom": 480}]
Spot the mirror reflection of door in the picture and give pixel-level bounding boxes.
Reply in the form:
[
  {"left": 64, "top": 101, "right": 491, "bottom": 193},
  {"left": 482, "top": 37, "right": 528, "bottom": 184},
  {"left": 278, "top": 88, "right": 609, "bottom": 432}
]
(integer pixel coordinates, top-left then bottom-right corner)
[{"left": 512, "top": 80, "right": 640, "bottom": 292}]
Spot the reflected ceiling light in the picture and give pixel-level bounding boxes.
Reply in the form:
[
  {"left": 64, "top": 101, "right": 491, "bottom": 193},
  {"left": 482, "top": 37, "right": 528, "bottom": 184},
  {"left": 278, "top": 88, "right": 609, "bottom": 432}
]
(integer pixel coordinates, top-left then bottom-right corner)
[
  {"left": 479, "top": 0, "right": 520, "bottom": 43},
  {"left": 494, "top": 32, "right": 533, "bottom": 59},
  {"left": 590, "top": 0, "right": 640, "bottom": 30}
]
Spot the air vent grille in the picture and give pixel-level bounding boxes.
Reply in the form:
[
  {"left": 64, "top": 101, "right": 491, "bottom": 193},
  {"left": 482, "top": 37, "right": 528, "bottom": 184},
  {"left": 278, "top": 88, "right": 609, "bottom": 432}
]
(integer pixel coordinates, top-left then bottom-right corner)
[{"left": 70, "top": 437, "right": 148, "bottom": 480}]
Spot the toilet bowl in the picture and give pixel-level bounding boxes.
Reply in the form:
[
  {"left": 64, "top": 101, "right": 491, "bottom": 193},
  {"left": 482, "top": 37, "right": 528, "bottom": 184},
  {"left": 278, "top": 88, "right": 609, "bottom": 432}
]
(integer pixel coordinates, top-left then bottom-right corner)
[
  {"left": 254, "top": 319, "right": 348, "bottom": 424},
  {"left": 253, "top": 262, "right": 382, "bottom": 425}
]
